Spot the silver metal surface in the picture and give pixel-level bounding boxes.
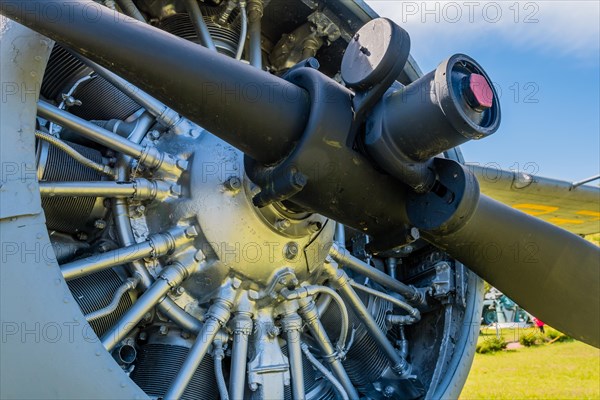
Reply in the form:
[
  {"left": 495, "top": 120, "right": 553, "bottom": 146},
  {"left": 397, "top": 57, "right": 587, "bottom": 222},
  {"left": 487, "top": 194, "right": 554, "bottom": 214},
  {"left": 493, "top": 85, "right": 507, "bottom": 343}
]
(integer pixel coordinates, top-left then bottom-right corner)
[
  {"left": 38, "top": 100, "right": 185, "bottom": 176},
  {"left": 330, "top": 243, "right": 422, "bottom": 303},
  {"left": 323, "top": 262, "right": 411, "bottom": 377},
  {"left": 102, "top": 256, "right": 199, "bottom": 351},
  {"left": 85, "top": 276, "right": 140, "bottom": 322},
  {"left": 301, "top": 342, "right": 349, "bottom": 400},
  {"left": 298, "top": 298, "right": 359, "bottom": 399},
  {"left": 0, "top": 2, "right": 490, "bottom": 399},
  {"left": 35, "top": 130, "right": 115, "bottom": 177},
  {"left": 61, "top": 226, "right": 193, "bottom": 280},
  {"left": 165, "top": 293, "right": 234, "bottom": 399}
]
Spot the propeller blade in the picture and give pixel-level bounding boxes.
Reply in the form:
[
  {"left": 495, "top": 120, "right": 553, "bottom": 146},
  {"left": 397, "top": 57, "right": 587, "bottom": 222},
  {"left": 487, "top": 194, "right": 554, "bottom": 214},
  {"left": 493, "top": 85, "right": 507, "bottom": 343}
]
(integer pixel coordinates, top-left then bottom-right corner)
[
  {"left": 427, "top": 194, "right": 599, "bottom": 347},
  {"left": 2, "top": 0, "right": 597, "bottom": 348},
  {"left": 0, "top": 0, "right": 308, "bottom": 164}
]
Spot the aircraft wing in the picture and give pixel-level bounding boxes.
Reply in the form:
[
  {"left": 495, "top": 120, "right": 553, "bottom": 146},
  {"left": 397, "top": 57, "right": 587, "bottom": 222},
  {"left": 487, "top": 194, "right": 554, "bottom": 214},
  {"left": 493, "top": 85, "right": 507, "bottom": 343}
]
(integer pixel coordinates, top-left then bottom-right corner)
[{"left": 467, "top": 164, "right": 600, "bottom": 236}]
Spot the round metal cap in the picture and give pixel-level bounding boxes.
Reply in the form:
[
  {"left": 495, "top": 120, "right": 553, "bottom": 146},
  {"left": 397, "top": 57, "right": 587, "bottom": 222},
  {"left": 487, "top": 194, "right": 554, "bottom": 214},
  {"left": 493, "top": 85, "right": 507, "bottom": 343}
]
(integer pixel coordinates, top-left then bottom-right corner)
[{"left": 341, "top": 18, "right": 411, "bottom": 90}]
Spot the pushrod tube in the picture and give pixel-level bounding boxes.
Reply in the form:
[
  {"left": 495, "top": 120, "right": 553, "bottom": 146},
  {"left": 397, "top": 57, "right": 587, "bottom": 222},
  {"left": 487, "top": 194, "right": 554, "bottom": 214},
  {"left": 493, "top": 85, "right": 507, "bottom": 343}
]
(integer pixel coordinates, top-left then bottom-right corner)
[
  {"left": 1, "top": 0, "right": 309, "bottom": 164},
  {"left": 297, "top": 298, "right": 359, "bottom": 399},
  {"left": 229, "top": 312, "right": 252, "bottom": 400},
  {"left": 329, "top": 243, "right": 422, "bottom": 303}
]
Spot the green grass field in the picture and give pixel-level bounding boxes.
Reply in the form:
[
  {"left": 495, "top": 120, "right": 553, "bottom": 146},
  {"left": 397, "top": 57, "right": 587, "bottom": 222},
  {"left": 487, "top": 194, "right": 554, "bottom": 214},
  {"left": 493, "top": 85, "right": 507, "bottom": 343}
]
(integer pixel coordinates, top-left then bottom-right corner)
[{"left": 461, "top": 338, "right": 600, "bottom": 399}]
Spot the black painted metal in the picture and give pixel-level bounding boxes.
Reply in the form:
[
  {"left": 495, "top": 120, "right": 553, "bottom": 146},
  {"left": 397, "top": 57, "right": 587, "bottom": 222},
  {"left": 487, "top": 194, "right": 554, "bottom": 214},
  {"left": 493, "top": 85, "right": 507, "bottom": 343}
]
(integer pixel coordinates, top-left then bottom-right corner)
[
  {"left": 1, "top": 1, "right": 598, "bottom": 347},
  {"left": 426, "top": 195, "right": 600, "bottom": 348},
  {"left": 0, "top": 0, "right": 309, "bottom": 165},
  {"left": 365, "top": 54, "right": 501, "bottom": 192}
]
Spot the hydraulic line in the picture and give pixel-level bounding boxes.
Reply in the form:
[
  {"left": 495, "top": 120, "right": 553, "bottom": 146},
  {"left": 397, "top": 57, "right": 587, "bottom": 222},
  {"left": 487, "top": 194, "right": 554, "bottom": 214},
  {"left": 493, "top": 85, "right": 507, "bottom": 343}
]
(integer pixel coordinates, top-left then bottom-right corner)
[
  {"left": 236, "top": 2, "right": 248, "bottom": 61},
  {"left": 329, "top": 243, "right": 423, "bottom": 304},
  {"left": 212, "top": 338, "right": 230, "bottom": 400},
  {"left": 301, "top": 342, "right": 349, "bottom": 400},
  {"left": 85, "top": 276, "right": 140, "bottom": 322},
  {"left": 350, "top": 281, "right": 420, "bottom": 323},
  {"left": 35, "top": 130, "right": 115, "bottom": 177},
  {"left": 282, "top": 285, "right": 350, "bottom": 353}
]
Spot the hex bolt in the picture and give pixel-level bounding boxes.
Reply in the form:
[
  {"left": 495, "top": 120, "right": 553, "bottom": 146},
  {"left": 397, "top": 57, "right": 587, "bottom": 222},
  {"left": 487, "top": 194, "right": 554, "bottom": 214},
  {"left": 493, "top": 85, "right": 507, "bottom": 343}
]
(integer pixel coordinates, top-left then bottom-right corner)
[
  {"left": 170, "top": 185, "right": 182, "bottom": 197},
  {"left": 224, "top": 176, "right": 242, "bottom": 192},
  {"left": 194, "top": 249, "right": 205, "bottom": 262},
  {"left": 138, "top": 331, "right": 148, "bottom": 341},
  {"left": 284, "top": 242, "right": 299, "bottom": 260},
  {"left": 148, "top": 130, "right": 161, "bottom": 140},
  {"left": 267, "top": 325, "right": 280, "bottom": 338},
  {"left": 308, "top": 221, "right": 322, "bottom": 233},
  {"left": 185, "top": 226, "right": 199, "bottom": 238},
  {"left": 176, "top": 159, "right": 189, "bottom": 171},
  {"left": 133, "top": 205, "right": 146, "bottom": 217},
  {"left": 275, "top": 219, "right": 291, "bottom": 230},
  {"left": 401, "top": 245, "right": 414, "bottom": 255},
  {"left": 383, "top": 386, "right": 395, "bottom": 398},
  {"left": 158, "top": 325, "right": 169, "bottom": 336},
  {"left": 94, "top": 219, "right": 107, "bottom": 230},
  {"left": 175, "top": 286, "right": 185, "bottom": 296}
]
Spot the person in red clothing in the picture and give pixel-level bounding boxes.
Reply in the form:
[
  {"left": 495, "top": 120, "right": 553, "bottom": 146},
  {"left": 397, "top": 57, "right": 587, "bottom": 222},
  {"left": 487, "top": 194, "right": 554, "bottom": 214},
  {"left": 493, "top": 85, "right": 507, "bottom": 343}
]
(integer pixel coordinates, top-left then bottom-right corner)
[{"left": 532, "top": 316, "right": 545, "bottom": 333}]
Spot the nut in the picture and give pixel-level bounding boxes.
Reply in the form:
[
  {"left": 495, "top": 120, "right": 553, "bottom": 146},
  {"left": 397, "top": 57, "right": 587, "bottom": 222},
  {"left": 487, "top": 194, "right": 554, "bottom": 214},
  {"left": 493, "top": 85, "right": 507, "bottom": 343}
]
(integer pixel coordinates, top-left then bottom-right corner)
[
  {"left": 224, "top": 176, "right": 242, "bottom": 192},
  {"left": 284, "top": 242, "right": 299, "bottom": 260},
  {"left": 94, "top": 219, "right": 107, "bottom": 230}
]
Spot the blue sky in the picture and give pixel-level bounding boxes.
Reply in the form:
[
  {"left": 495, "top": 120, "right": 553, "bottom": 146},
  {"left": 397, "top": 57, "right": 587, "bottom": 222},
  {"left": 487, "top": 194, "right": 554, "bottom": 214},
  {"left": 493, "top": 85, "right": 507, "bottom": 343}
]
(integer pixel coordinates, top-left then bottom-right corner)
[{"left": 366, "top": 1, "right": 600, "bottom": 182}]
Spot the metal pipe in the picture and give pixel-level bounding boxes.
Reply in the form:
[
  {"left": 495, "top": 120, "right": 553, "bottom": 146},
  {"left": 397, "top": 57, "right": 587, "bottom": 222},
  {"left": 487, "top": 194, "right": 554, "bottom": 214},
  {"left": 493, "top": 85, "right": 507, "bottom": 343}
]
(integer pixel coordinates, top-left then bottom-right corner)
[
  {"left": 60, "top": 226, "right": 193, "bottom": 280},
  {"left": 35, "top": 131, "right": 115, "bottom": 177},
  {"left": 385, "top": 257, "right": 398, "bottom": 280},
  {"left": 229, "top": 312, "right": 252, "bottom": 400},
  {"left": 350, "top": 281, "right": 420, "bottom": 323},
  {"left": 165, "top": 298, "right": 233, "bottom": 400},
  {"left": 115, "top": 0, "right": 146, "bottom": 22},
  {"left": 39, "top": 179, "right": 173, "bottom": 200},
  {"left": 281, "top": 312, "right": 305, "bottom": 400},
  {"left": 3, "top": 1, "right": 309, "bottom": 164},
  {"left": 329, "top": 243, "right": 423, "bottom": 304},
  {"left": 315, "top": 293, "right": 332, "bottom": 317},
  {"left": 112, "top": 116, "right": 203, "bottom": 334},
  {"left": 37, "top": 101, "right": 184, "bottom": 176},
  {"left": 183, "top": 0, "right": 217, "bottom": 52},
  {"left": 73, "top": 55, "right": 191, "bottom": 135},
  {"left": 213, "top": 337, "right": 230, "bottom": 400},
  {"left": 300, "top": 342, "right": 349, "bottom": 400},
  {"left": 85, "top": 276, "right": 140, "bottom": 322},
  {"left": 335, "top": 223, "right": 346, "bottom": 248},
  {"left": 323, "top": 263, "right": 412, "bottom": 377},
  {"left": 247, "top": 0, "right": 263, "bottom": 69},
  {"left": 282, "top": 286, "right": 349, "bottom": 352},
  {"left": 297, "top": 298, "right": 359, "bottom": 399},
  {"left": 101, "top": 259, "right": 196, "bottom": 351},
  {"left": 235, "top": 2, "right": 248, "bottom": 61}
]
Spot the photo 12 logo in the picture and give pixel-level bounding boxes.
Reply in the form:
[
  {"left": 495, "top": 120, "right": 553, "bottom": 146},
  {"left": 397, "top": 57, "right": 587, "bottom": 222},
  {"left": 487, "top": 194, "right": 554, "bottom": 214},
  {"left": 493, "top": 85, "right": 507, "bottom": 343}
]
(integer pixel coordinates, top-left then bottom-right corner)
[{"left": 399, "top": 1, "right": 540, "bottom": 24}]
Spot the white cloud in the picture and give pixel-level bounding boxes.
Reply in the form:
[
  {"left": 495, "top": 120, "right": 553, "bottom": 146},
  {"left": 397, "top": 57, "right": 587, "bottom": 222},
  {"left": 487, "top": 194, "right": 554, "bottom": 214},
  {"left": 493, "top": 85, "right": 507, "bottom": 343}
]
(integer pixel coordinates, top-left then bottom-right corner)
[{"left": 366, "top": 1, "right": 600, "bottom": 63}]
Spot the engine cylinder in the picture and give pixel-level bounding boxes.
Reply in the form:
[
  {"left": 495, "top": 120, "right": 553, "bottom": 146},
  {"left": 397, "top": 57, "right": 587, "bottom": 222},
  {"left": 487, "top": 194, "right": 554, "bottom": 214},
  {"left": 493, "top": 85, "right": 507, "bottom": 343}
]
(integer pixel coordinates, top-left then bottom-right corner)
[
  {"left": 37, "top": 138, "right": 107, "bottom": 234},
  {"left": 67, "top": 269, "right": 136, "bottom": 336},
  {"left": 131, "top": 328, "right": 219, "bottom": 400},
  {"left": 320, "top": 290, "right": 392, "bottom": 389}
]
